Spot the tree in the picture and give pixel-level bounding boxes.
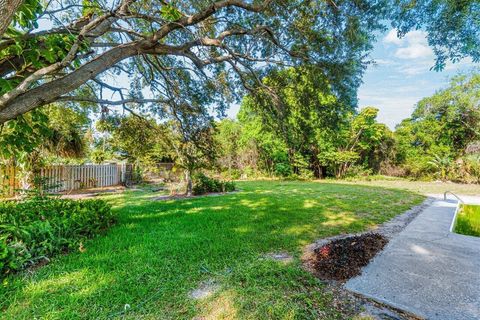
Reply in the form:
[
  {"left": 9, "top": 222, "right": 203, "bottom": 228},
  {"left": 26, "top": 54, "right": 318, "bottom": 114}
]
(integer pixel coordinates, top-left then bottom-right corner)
[
  {"left": 238, "top": 65, "right": 352, "bottom": 178},
  {"left": 389, "top": 0, "right": 480, "bottom": 70},
  {"left": 214, "top": 119, "right": 242, "bottom": 173},
  {"left": 394, "top": 72, "right": 480, "bottom": 178},
  {"left": 329, "top": 107, "right": 391, "bottom": 178},
  {"left": 96, "top": 115, "right": 168, "bottom": 165},
  {"left": 0, "top": 0, "right": 29, "bottom": 37},
  {"left": 0, "top": 0, "right": 388, "bottom": 123},
  {"left": 165, "top": 113, "right": 217, "bottom": 196},
  {"left": 0, "top": 104, "right": 90, "bottom": 190}
]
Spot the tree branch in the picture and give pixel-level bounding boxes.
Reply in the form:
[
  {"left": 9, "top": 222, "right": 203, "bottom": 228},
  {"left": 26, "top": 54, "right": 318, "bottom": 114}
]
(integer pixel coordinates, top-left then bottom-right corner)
[{"left": 56, "top": 96, "right": 171, "bottom": 105}]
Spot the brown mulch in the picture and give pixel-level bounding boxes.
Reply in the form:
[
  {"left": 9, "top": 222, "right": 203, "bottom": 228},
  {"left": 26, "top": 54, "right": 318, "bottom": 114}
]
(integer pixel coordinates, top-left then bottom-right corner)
[{"left": 313, "top": 233, "right": 388, "bottom": 281}]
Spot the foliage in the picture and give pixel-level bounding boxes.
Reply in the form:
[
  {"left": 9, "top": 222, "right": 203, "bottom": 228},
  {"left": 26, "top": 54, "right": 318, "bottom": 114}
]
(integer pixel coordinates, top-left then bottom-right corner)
[
  {"left": 389, "top": 0, "right": 480, "bottom": 70},
  {"left": 394, "top": 72, "right": 480, "bottom": 181},
  {"left": 165, "top": 112, "right": 218, "bottom": 195},
  {"left": 215, "top": 69, "right": 392, "bottom": 180},
  {"left": 235, "top": 66, "right": 353, "bottom": 178},
  {"left": 0, "top": 181, "right": 423, "bottom": 319},
  {"left": 0, "top": 0, "right": 389, "bottom": 124},
  {"left": 0, "top": 104, "right": 91, "bottom": 191},
  {"left": 0, "top": 109, "right": 50, "bottom": 161},
  {"left": 214, "top": 119, "right": 243, "bottom": 172},
  {"left": 95, "top": 115, "right": 170, "bottom": 166},
  {"left": 0, "top": 105, "right": 90, "bottom": 163},
  {"left": 1, "top": 0, "right": 477, "bottom": 127},
  {"left": 192, "top": 173, "right": 235, "bottom": 195},
  {"left": 0, "top": 197, "right": 114, "bottom": 278}
]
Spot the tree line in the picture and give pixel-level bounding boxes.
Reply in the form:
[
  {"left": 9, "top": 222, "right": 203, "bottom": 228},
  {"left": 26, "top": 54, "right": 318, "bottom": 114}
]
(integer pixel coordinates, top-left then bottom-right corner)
[
  {"left": 1, "top": 0, "right": 479, "bottom": 191},
  {"left": 7, "top": 68, "right": 475, "bottom": 186},
  {"left": 213, "top": 70, "right": 480, "bottom": 182}
]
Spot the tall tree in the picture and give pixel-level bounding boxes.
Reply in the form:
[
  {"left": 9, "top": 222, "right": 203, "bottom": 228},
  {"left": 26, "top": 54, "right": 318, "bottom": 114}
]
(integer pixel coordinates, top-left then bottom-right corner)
[
  {"left": 395, "top": 72, "right": 480, "bottom": 177},
  {"left": 238, "top": 65, "right": 352, "bottom": 177},
  {"left": 165, "top": 109, "right": 216, "bottom": 196},
  {"left": 0, "top": 104, "right": 90, "bottom": 190},
  {"left": 0, "top": 0, "right": 389, "bottom": 123}
]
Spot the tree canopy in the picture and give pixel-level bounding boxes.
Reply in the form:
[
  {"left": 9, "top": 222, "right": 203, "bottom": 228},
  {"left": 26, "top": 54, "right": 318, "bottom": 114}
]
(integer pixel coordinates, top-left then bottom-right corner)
[
  {"left": 214, "top": 66, "right": 392, "bottom": 179},
  {"left": 394, "top": 72, "right": 480, "bottom": 179},
  {"left": 0, "top": 0, "right": 478, "bottom": 125},
  {"left": 0, "top": 0, "right": 387, "bottom": 124}
]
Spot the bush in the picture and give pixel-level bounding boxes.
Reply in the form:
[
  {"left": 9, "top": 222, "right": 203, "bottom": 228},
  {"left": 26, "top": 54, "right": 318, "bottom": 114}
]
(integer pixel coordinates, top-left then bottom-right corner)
[
  {"left": 192, "top": 173, "right": 236, "bottom": 195},
  {"left": 0, "top": 197, "right": 114, "bottom": 278},
  {"left": 274, "top": 162, "right": 292, "bottom": 177}
]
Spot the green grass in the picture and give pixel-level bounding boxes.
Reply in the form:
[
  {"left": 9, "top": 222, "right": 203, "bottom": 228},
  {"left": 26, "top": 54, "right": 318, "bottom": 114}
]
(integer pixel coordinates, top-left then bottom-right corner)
[
  {"left": 454, "top": 204, "right": 480, "bottom": 237},
  {"left": 0, "top": 181, "right": 424, "bottom": 319},
  {"left": 322, "top": 177, "right": 480, "bottom": 195}
]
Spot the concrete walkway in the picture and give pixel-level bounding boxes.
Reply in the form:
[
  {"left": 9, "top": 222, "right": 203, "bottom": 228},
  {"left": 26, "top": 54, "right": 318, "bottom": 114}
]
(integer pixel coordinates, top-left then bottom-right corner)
[{"left": 346, "top": 196, "right": 480, "bottom": 320}]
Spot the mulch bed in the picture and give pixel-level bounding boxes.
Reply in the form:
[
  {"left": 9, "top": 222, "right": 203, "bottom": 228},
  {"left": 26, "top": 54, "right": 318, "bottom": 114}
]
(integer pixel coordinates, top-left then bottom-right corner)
[{"left": 313, "top": 233, "right": 388, "bottom": 281}]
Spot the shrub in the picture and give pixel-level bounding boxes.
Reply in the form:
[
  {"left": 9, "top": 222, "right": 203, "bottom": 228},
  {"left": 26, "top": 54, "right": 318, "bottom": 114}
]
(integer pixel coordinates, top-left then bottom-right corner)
[
  {"left": 274, "top": 162, "right": 292, "bottom": 177},
  {"left": 0, "top": 197, "right": 114, "bottom": 278},
  {"left": 192, "top": 173, "right": 236, "bottom": 195},
  {"left": 223, "top": 181, "right": 236, "bottom": 192}
]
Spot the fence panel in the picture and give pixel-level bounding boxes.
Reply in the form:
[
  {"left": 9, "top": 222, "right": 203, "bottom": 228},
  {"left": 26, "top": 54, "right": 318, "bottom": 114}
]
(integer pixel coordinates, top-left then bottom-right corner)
[
  {"left": 1, "top": 164, "right": 131, "bottom": 196},
  {"left": 0, "top": 165, "right": 19, "bottom": 196}
]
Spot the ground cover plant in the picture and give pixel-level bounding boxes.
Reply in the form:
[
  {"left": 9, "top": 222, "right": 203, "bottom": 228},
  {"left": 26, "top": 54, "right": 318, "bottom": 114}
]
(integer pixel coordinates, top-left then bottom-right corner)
[
  {"left": 454, "top": 204, "right": 480, "bottom": 237},
  {"left": 0, "top": 197, "right": 114, "bottom": 279},
  {"left": 0, "top": 181, "right": 423, "bottom": 319}
]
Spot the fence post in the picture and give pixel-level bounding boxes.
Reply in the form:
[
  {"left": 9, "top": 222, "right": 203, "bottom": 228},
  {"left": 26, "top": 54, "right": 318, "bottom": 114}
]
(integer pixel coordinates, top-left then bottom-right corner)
[{"left": 121, "top": 163, "right": 126, "bottom": 184}]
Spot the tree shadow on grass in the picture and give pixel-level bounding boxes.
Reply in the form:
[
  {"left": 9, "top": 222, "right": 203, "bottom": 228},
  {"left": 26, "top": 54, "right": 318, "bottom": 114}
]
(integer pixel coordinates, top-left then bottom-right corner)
[{"left": 1, "top": 181, "right": 423, "bottom": 319}]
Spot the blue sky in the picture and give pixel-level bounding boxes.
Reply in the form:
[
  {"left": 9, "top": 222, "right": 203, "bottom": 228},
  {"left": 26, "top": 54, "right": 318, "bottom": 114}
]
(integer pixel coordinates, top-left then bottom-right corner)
[
  {"left": 226, "top": 29, "right": 477, "bottom": 129},
  {"left": 357, "top": 29, "right": 476, "bottom": 129},
  {"left": 36, "top": 14, "right": 476, "bottom": 128}
]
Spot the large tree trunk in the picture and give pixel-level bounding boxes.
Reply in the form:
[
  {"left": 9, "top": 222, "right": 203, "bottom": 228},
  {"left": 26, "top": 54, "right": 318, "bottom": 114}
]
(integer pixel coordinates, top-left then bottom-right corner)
[
  {"left": 0, "top": 0, "right": 23, "bottom": 37},
  {"left": 0, "top": 0, "right": 275, "bottom": 124},
  {"left": 0, "top": 43, "right": 138, "bottom": 123}
]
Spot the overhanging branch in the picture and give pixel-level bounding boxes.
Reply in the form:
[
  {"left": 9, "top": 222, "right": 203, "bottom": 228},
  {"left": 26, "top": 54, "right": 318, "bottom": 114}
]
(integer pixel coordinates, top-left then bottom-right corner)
[{"left": 56, "top": 96, "right": 171, "bottom": 105}]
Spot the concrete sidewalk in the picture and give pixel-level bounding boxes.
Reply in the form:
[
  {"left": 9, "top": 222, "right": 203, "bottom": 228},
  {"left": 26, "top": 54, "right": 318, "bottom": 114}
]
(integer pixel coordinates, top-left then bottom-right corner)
[{"left": 345, "top": 197, "right": 480, "bottom": 320}]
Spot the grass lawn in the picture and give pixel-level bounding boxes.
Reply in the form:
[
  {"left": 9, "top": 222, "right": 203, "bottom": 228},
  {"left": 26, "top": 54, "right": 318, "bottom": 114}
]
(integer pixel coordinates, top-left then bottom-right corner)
[
  {"left": 324, "top": 177, "right": 480, "bottom": 195},
  {"left": 454, "top": 204, "right": 480, "bottom": 237},
  {"left": 0, "top": 181, "right": 424, "bottom": 319}
]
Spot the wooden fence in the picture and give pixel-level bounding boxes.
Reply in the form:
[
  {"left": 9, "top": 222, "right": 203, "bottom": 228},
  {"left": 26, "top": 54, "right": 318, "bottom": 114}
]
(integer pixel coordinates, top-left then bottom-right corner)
[
  {"left": 0, "top": 165, "right": 20, "bottom": 197},
  {"left": 0, "top": 164, "right": 134, "bottom": 196}
]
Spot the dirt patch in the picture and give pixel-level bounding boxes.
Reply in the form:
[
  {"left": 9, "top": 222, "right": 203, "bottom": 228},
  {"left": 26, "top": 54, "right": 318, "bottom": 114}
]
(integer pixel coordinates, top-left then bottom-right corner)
[
  {"left": 263, "top": 252, "right": 293, "bottom": 264},
  {"left": 59, "top": 186, "right": 126, "bottom": 199},
  {"left": 313, "top": 233, "right": 387, "bottom": 282},
  {"left": 189, "top": 279, "right": 219, "bottom": 300},
  {"left": 303, "top": 198, "right": 433, "bottom": 275},
  {"left": 325, "top": 284, "right": 422, "bottom": 320}
]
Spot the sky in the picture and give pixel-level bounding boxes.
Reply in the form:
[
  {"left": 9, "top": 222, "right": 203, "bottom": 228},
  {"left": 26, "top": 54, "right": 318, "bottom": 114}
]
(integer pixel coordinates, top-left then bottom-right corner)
[
  {"left": 357, "top": 29, "right": 476, "bottom": 129},
  {"left": 35, "top": 15, "right": 476, "bottom": 129},
  {"left": 225, "top": 29, "right": 477, "bottom": 130}
]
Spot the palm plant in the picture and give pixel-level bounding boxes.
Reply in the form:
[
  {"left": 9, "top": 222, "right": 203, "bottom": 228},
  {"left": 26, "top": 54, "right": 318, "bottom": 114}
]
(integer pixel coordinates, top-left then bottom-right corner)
[{"left": 428, "top": 154, "right": 453, "bottom": 181}]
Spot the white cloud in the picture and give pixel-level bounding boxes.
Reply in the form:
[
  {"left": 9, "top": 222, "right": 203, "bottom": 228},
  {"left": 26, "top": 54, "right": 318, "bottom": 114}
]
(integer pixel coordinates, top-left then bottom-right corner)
[
  {"left": 383, "top": 29, "right": 434, "bottom": 60},
  {"left": 383, "top": 29, "right": 403, "bottom": 45},
  {"left": 395, "top": 44, "right": 433, "bottom": 59},
  {"left": 444, "top": 57, "right": 475, "bottom": 71},
  {"left": 358, "top": 92, "right": 419, "bottom": 129}
]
